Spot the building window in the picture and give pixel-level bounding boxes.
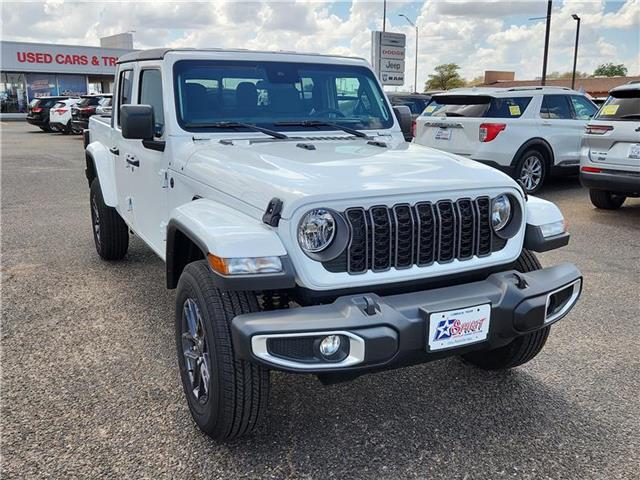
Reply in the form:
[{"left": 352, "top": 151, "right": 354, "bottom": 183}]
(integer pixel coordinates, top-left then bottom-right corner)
[
  {"left": 1, "top": 72, "right": 28, "bottom": 113},
  {"left": 57, "top": 74, "right": 87, "bottom": 97},
  {"left": 26, "top": 73, "right": 58, "bottom": 99}
]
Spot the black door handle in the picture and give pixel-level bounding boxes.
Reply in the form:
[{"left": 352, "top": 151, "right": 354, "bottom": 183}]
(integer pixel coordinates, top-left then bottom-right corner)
[
  {"left": 110, "top": 146, "right": 120, "bottom": 155},
  {"left": 126, "top": 158, "right": 140, "bottom": 167}
]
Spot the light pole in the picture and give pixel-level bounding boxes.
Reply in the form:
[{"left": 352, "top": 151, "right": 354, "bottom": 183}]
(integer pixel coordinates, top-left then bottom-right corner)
[
  {"left": 529, "top": 0, "right": 553, "bottom": 85},
  {"left": 399, "top": 14, "right": 418, "bottom": 93},
  {"left": 541, "top": 0, "right": 552, "bottom": 85},
  {"left": 571, "top": 14, "right": 581, "bottom": 90},
  {"left": 383, "top": 0, "right": 387, "bottom": 31}
]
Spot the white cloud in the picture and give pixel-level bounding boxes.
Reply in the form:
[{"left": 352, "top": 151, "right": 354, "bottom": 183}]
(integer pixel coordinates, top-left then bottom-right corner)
[{"left": 1, "top": 0, "right": 638, "bottom": 90}]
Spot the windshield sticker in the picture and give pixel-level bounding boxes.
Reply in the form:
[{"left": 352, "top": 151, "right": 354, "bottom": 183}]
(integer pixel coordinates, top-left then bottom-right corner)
[
  {"left": 509, "top": 105, "right": 521, "bottom": 116},
  {"left": 601, "top": 104, "right": 620, "bottom": 115},
  {"left": 426, "top": 105, "right": 437, "bottom": 113}
]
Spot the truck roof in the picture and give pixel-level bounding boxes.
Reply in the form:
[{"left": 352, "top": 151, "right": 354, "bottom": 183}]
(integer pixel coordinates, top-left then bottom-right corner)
[{"left": 117, "top": 48, "right": 368, "bottom": 65}]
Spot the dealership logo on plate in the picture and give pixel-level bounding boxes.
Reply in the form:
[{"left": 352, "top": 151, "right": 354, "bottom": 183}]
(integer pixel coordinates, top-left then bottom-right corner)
[{"left": 433, "top": 317, "right": 487, "bottom": 341}]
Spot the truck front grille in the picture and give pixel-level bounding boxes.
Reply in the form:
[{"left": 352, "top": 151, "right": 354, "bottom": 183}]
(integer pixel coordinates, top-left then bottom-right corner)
[{"left": 324, "top": 197, "right": 503, "bottom": 274}]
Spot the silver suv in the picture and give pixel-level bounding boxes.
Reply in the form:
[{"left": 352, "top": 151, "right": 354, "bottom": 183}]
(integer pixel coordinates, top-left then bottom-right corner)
[{"left": 580, "top": 82, "right": 640, "bottom": 209}]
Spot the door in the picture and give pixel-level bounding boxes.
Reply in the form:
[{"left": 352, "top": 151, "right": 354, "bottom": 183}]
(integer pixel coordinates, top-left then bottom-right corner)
[
  {"left": 538, "top": 94, "right": 583, "bottom": 165},
  {"left": 128, "top": 68, "right": 168, "bottom": 253},
  {"left": 113, "top": 68, "right": 136, "bottom": 227}
]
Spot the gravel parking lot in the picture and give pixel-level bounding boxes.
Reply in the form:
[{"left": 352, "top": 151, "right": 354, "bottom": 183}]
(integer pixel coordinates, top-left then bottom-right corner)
[{"left": 2, "top": 121, "right": 639, "bottom": 479}]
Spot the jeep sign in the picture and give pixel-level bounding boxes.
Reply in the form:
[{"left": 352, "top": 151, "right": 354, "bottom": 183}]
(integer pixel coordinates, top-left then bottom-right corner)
[{"left": 371, "top": 31, "right": 406, "bottom": 86}]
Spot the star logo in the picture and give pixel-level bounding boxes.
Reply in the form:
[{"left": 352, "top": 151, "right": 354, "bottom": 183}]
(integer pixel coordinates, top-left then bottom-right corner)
[{"left": 435, "top": 319, "right": 455, "bottom": 340}]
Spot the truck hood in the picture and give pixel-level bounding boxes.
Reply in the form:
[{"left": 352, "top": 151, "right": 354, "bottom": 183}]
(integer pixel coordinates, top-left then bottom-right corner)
[{"left": 183, "top": 137, "right": 518, "bottom": 219}]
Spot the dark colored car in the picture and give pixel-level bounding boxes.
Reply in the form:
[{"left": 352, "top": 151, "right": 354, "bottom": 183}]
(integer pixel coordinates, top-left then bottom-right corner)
[
  {"left": 26, "top": 96, "right": 69, "bottom": 131},
  {"left": 71, "top": 94, "right": 112, "bottom": 131},
  {"left": 387, "top": 92, "right": 441, "bottom": 140}
]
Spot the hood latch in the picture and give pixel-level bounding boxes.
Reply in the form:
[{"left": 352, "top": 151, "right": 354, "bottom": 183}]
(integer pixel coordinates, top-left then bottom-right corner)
[{"left": 262, "top": 198, "right": 283, "bottom": 227}]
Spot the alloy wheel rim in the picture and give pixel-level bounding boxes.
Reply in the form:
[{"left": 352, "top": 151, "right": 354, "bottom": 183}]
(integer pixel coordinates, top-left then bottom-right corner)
[
  {"left": 520, "top": 156, "right": 543, "bottom": 191},
  {"left": 181, "top": 298, "right": 211, "bottom": 404},
  {"left": 91, "top": 196, "right": 101, "bottom": 248}
]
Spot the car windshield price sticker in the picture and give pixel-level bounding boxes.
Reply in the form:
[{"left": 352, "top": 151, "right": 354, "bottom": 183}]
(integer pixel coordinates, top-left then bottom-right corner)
[
  {"left": 601, "top": 104, "right": 620, "bottom": 116},
  {"left": 428, "top": 304, "right": 491, "bottom": 351},
  {"left": 509, "top": 105, "right": 521, "bottom": 116}
]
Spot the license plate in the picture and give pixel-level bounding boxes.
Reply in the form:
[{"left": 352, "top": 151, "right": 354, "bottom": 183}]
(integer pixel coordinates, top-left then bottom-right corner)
[
  {"left": 434, "top": 127, "right": 451, "bottom": 140},
  {"left": 428, "top": 304, "right": 491, "bottom": 351},
  {"left": 628, "top": 144, "right": 640, "bottom": 159}
]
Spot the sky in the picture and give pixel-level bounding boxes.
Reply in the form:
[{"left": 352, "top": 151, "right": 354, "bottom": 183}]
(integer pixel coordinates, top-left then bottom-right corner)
[{"left": 1, "top": 0, "right": 638, "bottom": 91}]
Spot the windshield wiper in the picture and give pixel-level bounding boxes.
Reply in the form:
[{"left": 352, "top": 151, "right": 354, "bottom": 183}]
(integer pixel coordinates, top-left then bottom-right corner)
[
  {"left": 184, "top": 121, "right": 288, "bottom": 140},
  {"left": 274, "top": 120, "right": 369, "bottom": 138}
]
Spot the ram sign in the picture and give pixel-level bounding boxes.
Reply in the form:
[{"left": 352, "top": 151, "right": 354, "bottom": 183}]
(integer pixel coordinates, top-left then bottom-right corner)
[{"left": 371, "top": 31, "right": 406, "bottom": 86}]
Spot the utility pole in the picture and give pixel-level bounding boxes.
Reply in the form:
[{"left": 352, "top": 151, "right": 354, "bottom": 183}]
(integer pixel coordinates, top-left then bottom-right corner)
[
  {"left": 383, "top": 0, "right": 387, "bottom": 32},
  {"left": 541, "top": 0, "right": 552, "bottom": 85},
  {"left": 571, "top": 14, "right": 581, "bottom": 90},
  {"left": 399, "top": 14, "right": 418, "bottom": 93}
]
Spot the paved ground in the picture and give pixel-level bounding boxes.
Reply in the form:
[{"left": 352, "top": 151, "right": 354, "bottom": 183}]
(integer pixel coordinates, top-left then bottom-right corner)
[{"left": 1, "top": 121, "right": 639, "bottom": 479}]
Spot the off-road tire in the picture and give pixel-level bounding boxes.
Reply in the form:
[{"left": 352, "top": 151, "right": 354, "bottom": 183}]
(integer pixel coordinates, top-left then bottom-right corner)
[
  {"left": 176, "top": 260, "right": 270, "bottom": 441},
  {"left": 89, "top": 178, "right": 128, "bottom": 260},
  {"left": 515, "top": 149, "right": 548, "bottom": 194},
  {"left": 589, "top": 189, "right": 626, "bottom": 210},
  {"left": 461, "top": 249, "right": 551, "bottom": 370}
]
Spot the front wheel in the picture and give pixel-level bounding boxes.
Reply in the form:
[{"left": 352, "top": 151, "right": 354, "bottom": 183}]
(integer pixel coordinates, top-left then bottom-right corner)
[
  {"left": 176, "top": 261, "right": 270, "bottom": 441},
  {"left": 461, "top": 250, "right": 550, "bottom": 370},
  {"left": 589, "top": 189, "right": 626, "bottom": 210},
  {"left": 516, "top": 150, "right": 547, "bottom": 194}
]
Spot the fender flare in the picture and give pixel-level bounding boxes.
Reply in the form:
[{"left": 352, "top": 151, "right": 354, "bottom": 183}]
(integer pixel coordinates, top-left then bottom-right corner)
[
  {"left": 85, "top": 142, "right": 118, "bottom": 207},
  {"left": 165, "top": 199, "right": 294, "bottom": 290},
  {"left": 511, "top": 138, "right": 555, "bottom": 169},
  {"left": 524, "top": 195, "right": 569, "bottom": 252}
]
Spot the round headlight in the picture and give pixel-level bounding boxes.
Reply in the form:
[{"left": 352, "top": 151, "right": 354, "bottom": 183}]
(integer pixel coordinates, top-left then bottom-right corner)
[
  {"left": 298, "top": 209, "right": 336, "bottom": 253},
  {"left": 491, "top": 194, "right": 512, "bottom": 231}
]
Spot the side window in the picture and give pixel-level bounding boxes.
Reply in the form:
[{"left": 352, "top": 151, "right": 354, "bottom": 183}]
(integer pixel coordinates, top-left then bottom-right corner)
[
  {"left": 117, "top": 69, "right": 133, "bottom": 127},
  {"left": 139, "top": 70, "right": 164, "bottom": 137},
  {"left": 570, "top": 95, "right": 597, "bottom": 120},
  {"left": 540, "top": 95, "right": 572, "bottom": 119}
]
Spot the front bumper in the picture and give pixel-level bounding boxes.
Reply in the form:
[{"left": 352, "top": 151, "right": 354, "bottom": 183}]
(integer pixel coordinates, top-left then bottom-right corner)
[
  {"left": 232, "top": 263, "right": 582, "bottom": 373},
  {"left": 581, "top": 170, "right": 640, "bottom": 195}
]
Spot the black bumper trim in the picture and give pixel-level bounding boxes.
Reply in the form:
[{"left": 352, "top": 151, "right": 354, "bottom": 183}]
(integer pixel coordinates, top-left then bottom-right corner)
[
  {"left": 524, "top": 224, "right": 570, "bottom": 252},
  {"left": 232, "top": 263, "right": 582, "bottom": 373},
  {"left": 580, "top": 171, "right": 640, "bottom": 195}
]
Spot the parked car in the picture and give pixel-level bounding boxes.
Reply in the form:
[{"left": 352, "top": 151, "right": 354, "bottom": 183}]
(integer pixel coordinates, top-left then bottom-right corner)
[
  {"left": 387, "top": 91, "right": 441, "bottom": 140},
  {"left": 71, "top": 94, "right": 112, "bottom": 131},
  {"left": 413, "top": 87, "right": 599, "bottom": 193},
  {"left": 95, "top": 96, "right": 112, "bottom": 116},
  {"left": 49, "top": 98, "right": 81, "bottom": 134},
  {"left": 86, "top": 48, "right": 581, "bottom": 441},
  {"left": 580, "top": 82, "right": 640, "bottom": 209},
  {"left": 26, "top": 96, "right": 69, "bottom": 132}
]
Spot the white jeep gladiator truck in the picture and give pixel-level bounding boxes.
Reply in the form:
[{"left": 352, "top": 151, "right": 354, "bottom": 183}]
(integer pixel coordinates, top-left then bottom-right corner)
[{"left": 85, "top": 48, "right": 582, "bottom": 441}]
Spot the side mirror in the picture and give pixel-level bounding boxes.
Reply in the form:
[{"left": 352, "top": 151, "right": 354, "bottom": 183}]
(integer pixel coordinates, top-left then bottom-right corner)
[
  {"left": 121, "top": 104, "right": 154, "bottom": 140},
  {"left": 393, "top": 105, "right": 412, "bottom": 139}
]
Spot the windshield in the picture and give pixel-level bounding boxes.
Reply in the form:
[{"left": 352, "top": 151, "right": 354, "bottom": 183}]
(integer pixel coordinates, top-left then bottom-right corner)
[
  {"left": 422, "top": 95, "right": 532, "bottom": 118},
  {"left": 174, "top": 60, "right": 393, "bottom": 132},
  {"left": 77, "top": 96, "right": 103, "bottom": 107},
  {"left": 389, "top": 96, "right": 430, "bottom": 115},
  {"left": 595, "top": 91, "right": 640, "bottom": 121}
]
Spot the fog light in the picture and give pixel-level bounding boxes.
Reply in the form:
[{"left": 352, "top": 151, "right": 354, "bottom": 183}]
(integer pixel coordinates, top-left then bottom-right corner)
[{"left": 319, "top": 335, "right": 341, "bottom": 357}]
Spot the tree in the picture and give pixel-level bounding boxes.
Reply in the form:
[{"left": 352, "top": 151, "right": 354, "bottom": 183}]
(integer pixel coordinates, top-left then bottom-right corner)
[
  {"left": 466, "top": 75, "right": 485, "bottom": 87},
  {"left": 548, "top": 71, "right": 589, "bottom": 79},
  {"left": 425, "top": 64, "right": 466, "bottom": 91},
  {"left": 593, "top": 63, "right": 628, "bottom": 77}
]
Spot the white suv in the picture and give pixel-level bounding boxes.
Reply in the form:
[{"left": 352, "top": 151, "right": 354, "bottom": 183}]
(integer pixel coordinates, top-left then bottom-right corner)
[
  {"left": 413, "top": 87, "right": 598, "bottom": 193},
  {"left": 580, "top": 82, "right": 640, "bottom": 209}
]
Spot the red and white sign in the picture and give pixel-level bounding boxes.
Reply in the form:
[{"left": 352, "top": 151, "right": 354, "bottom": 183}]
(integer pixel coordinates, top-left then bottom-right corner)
[{"left": 1, "top": 40, "right": 133, "bottom": 75}]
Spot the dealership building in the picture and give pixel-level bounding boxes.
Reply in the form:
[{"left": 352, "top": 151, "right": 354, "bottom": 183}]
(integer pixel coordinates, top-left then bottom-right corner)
[{"left": 0, "top": 34, "right": 134, "bottom": 118}]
